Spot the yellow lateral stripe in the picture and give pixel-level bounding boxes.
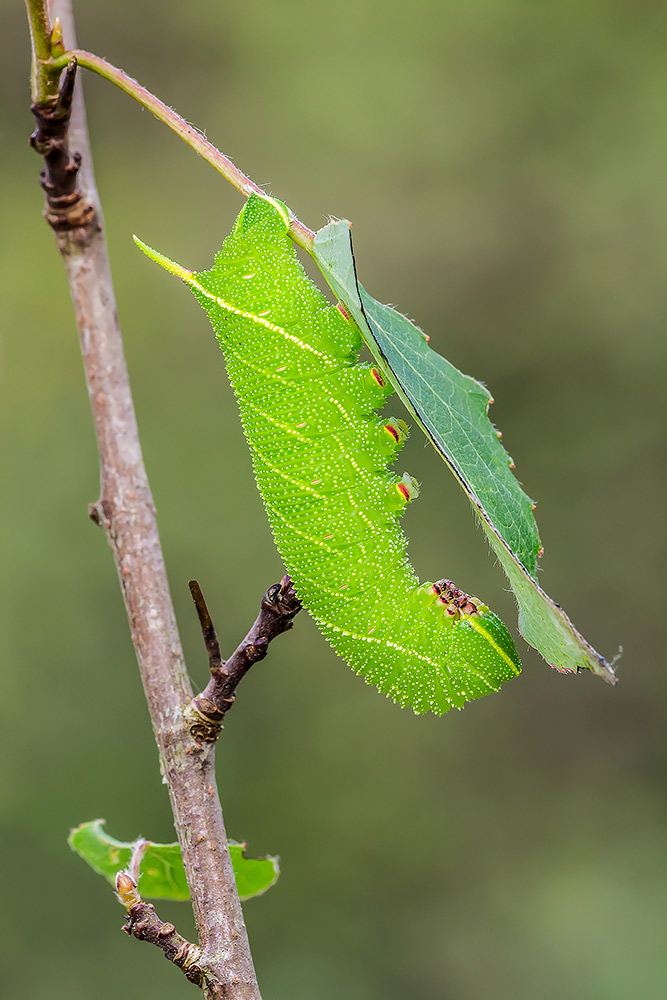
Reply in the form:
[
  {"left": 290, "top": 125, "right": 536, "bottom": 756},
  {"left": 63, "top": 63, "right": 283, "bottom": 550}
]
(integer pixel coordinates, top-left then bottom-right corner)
[
  {"left": 317, "top": 618, "right": 499, "bottom": 691},
  {"left": 187, "top": 277, "right": 339, "bottom": 367}
]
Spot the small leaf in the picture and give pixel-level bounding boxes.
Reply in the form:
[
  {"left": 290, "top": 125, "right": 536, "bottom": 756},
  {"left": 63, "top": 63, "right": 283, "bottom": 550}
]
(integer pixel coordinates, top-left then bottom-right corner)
[
  {"left": 69, "top": 820, "right": 279, "bottom": 902},
  {"left": 312, "top": 219, "right": 616, "bottom": 683}
]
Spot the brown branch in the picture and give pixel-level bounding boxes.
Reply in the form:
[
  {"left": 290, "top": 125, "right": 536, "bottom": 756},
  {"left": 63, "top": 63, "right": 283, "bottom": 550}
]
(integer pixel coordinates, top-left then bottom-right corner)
[
  {"left": 189, "top": 581, "right": 224, "bottom": 674},
  {"left": 29, "top": 56, "right": 96, "bottom": 231},
  {"left": 116, "top": 873, "right": 205, "bottom": 989},
  {"left": 27, "top": 2, "right": 264, "bottom": 997},
  {"left": 188, "top": 577, "right": 301, "bottom": 742}
]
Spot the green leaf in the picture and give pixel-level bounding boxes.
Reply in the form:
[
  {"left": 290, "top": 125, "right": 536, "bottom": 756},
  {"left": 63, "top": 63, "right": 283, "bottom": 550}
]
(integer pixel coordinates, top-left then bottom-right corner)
[
  {"left": 69, "top": 820, "right": 279, "bottom": 902},
  {"left": 312, "top": 219, "right": 616, "bottom": 684}
]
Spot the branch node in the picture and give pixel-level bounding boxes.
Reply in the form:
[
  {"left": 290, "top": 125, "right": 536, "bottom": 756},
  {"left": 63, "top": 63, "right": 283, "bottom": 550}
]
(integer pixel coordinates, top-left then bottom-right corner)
[
  {"left": 185, "top": 694, "right": 226, "bottom": 744},
  {"left": 29, "top": 55, "right": 98, "bottom": 235},
  {"left": 88, "top": 499, "right": 111, "bottom": 528},
  {"left": 185, "top": 576, "right": 302, "bottom": 741},
  {"left": 266, "top": 574, "right": 302, "bottom": 618},
  {"left": 121, "top": 891, "right": 204, "bottom": 988},
  {"left": 50, "top": 16, "right": 66, "bottom": 57},
  {"left": 246, "top": 637, "right": 269, "bottom": 663}
]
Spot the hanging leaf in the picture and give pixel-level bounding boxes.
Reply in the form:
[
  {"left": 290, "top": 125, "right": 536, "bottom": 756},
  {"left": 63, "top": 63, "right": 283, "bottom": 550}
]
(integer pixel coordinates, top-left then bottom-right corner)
[{"left": 312, "top": 219, "right": 616, "bottom": 683}]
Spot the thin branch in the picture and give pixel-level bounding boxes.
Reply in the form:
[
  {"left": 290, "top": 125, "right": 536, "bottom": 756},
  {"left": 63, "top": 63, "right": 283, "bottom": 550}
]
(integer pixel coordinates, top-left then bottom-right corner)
[
  {"left": 51, "top": 47, "right": 316, "bottom": 252},
  {"left": 116, "top": 873, "right": 205, "bottom": 990},
  {"left": 187, "top": 577, "right": 301, "bottom": 742},
  {"left": 29, "top": 56, "right": 96, "bottom": 230},
  {"left": 189, "top": 580, "right": 224, "bottom": 673},
  {"left": 27, "top": 3, "right": 263, "bottom": 997}
]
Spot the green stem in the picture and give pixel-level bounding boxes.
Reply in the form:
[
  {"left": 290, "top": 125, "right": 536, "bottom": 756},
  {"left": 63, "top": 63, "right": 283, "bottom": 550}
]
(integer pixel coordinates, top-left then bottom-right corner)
[
  {"left": 51, "top": 48, "right": 316, "bottom": 252},
  {"left": 24, "top": 0, "right": 61, "bottom": 103}
]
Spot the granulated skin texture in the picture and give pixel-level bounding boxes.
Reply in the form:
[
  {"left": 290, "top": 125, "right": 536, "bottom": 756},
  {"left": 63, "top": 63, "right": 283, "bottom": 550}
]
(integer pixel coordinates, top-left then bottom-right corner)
[{"left": 153, "top": 195, "right": 520, "bottom": 714}]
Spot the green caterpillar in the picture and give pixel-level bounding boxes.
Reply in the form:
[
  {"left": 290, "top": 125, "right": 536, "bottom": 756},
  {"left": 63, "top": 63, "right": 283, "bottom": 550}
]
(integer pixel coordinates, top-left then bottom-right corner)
[{"left": 137, "top": 195, "right": 521, "bottom": 714}]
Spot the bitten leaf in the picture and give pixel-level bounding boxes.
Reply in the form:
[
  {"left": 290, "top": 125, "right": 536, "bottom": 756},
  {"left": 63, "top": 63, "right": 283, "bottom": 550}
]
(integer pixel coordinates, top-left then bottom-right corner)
[{"left": 69, "top": 819, "right": 279, "bottom": 902}]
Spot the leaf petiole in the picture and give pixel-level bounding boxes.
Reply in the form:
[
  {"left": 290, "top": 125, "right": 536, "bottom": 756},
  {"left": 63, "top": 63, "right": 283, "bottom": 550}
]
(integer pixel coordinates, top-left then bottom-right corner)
[{"left": 50, "top": 47, "right": 316, "bottom": 252}]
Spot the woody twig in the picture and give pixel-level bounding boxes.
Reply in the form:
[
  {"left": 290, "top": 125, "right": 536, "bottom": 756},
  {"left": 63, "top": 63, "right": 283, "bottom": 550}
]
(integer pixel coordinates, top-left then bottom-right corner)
[{"left": 187, "top": 577, "right": 301, "bottom": 742}]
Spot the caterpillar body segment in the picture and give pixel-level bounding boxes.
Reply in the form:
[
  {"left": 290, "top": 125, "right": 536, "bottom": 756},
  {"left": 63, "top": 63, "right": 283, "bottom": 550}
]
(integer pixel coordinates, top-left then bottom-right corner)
[{"left": 140, "top": 195, "right": 521, "bottom": 714}]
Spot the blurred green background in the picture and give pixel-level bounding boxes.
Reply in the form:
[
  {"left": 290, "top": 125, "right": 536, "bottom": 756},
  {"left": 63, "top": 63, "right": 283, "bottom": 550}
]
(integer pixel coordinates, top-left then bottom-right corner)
[{"left": 2, "top": 1, "right": 666, "bottom": 997}]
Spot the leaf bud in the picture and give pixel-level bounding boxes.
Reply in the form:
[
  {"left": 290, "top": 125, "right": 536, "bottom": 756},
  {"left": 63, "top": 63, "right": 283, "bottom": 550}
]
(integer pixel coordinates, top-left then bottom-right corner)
[{"left": 116, "top": 870, "right": 141, "bottom": 908}]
